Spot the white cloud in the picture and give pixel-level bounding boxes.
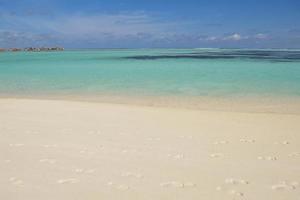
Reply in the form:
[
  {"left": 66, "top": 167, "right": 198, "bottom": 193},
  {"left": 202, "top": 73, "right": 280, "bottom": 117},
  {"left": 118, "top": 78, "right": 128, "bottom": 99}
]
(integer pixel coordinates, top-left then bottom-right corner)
[
  {"left": 0, "top": 12, "right": 179, "bottom": 39},
  {"left": 205, "top": 36, "right": 218, "bottom": 41},
  {"left": 223, "top": 33, "right": 244, "bottom": 41},
  {"left": 254, "top": 33, "right": 268, "bottom": 39},
  {"left": 198, "top": 33, "right": 269, "bottom": 43},
  {"left": 0, "top": 30, "right": 58, "bottom": 47},
  {"left": 1, "top": 12, "right": 198, "bottom": 47},
  {"left": 0, "top": 12, "right": 274, "bottom": 47},
  {"left": 47, "top": 14, "right": 159, "bottom": 37}
]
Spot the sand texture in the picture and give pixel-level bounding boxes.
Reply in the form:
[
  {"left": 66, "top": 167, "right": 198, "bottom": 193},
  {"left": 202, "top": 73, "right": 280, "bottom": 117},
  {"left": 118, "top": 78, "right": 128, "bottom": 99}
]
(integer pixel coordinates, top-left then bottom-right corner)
[{"left": 1, "top": 98, "right": 300, "bottom": 200}]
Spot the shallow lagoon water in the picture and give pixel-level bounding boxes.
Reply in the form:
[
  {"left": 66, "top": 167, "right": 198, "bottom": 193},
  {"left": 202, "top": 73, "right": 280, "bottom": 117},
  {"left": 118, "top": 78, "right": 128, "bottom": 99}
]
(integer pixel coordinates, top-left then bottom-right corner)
[{"left": 0, "top": 49, "right": 300, "bottom": 100}]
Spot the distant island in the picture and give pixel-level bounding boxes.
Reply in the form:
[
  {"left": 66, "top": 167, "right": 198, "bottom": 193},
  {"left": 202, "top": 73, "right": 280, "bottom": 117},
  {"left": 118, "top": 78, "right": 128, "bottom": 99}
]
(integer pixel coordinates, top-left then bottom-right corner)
[{"left": 0, "top": 47, "right": 64, "bottom": 52}]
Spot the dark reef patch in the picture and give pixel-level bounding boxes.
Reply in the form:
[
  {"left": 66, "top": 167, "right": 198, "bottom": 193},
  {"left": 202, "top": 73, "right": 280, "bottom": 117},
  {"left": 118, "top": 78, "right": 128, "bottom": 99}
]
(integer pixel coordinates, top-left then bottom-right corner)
[{"left": 123, "top": 49, "right": 300, "bottom": 62}]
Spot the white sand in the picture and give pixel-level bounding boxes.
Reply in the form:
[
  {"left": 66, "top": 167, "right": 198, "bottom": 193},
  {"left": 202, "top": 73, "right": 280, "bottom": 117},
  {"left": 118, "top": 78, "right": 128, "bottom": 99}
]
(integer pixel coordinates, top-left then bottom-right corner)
[{"left": 0, "top": 98, "right": 300, "bottom": 199}]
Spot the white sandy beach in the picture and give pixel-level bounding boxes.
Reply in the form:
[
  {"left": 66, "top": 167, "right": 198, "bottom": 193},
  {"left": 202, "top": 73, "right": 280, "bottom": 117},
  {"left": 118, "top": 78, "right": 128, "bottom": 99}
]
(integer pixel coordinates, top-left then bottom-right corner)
[{"left": 1, "top": 98, "right": 300, "bottom": 200}]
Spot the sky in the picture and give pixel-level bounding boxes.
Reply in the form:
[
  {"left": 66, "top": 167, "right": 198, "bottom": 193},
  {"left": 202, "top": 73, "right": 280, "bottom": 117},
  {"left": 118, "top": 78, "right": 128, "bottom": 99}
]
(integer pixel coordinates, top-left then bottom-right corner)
[{"left": 0, "top": 0, "right": 300, "bottom": 48}]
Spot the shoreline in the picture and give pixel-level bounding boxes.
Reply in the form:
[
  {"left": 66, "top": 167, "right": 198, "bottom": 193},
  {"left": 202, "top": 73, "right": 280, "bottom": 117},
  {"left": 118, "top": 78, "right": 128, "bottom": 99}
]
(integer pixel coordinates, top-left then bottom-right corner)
[{"left": 1, "top": 94, "right": 300, "bottom": 115}]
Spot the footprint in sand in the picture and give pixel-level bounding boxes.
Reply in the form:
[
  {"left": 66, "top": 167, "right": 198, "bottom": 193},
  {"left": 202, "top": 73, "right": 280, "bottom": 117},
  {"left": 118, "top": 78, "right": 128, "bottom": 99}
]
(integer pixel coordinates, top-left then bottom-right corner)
[
  {"left": 9, "top": 177, "right": 24, "bottom": 186},
  {"left": 274, "top": 141, "right": 290, "bottom": 145},
  {"left": 121, "top": 172, "right": 143, "bottom": 179},
  {"left": 117, "top": 185, "right": 130, "bottom": 190},
  {"left": 42, "top": 144, "right": 58, "bottom": 148},
  {"left": 216, "top": 178, "right": 249, "bottom": 197},
  {"left": 121, "top": 148, "right": 138, "bottom": 154},
  {"left": 57, "top": 178, "right": 79, "bottom": 184},
  {"left": 225, "top": 178, "right": 249, "bottom": 185},
  {"left": 74, "top": 168, "right": 96, "bottom": 174},
  {"left": 210, "top": 153, "right": 224, "bottom": 158},
  {"left": 288, "top": 152, "right": 300, "bottom": 157},
  {"left": 179, "top": 136, "right": 193, "bottom": 140},
  {"left": 160, "top": 181, "right": 196, "bottom": 188},
  {"left": 167, "top": 153, "right": 185, "bottom": 160},
  {"left": 213, "top": 140, "right": 228, "bottom": 145},
  {"left": 257, "top": 156, "right": 278, "bottom": 161},
  {"left": 147, "top": 137, "right": 161, "bottom": 141},
  {"left": 271, "top": 181, "right": 298, "bottom": 191},
  {"left": 79, "top": 148, "right": 96, "bottom": 155},
  {"left": 39, "top": 158, "right": 56, "bottom": 164},
  {"left": 239, "top": 139, "right": 256, "bottom": 143},
  {"left": 106, "top": 182, "right": 130, "bottom": 190},
  {"left": 228, "top": 190, "right": 244, "bottom": 197}
]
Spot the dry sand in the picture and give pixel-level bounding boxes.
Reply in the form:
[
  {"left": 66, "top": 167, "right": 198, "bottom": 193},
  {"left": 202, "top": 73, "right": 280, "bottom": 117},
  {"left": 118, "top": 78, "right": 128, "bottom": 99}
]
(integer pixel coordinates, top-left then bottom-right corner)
[{"left": 0, "top": 98, "right": 300, "bottom": 200}]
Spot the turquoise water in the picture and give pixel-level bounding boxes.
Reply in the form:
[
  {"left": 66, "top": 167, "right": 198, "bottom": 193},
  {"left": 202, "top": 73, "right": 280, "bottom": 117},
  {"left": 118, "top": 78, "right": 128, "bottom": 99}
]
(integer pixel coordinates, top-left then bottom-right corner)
[{"left": 0, "top": 49, "right": 300, "bottom": 99}]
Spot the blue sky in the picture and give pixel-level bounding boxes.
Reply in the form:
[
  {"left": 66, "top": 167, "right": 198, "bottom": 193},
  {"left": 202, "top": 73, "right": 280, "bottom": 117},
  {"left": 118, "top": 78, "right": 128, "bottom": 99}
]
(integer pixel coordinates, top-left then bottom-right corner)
[{"left": 0, "top": 0, "right": 299, "bottom": 48}]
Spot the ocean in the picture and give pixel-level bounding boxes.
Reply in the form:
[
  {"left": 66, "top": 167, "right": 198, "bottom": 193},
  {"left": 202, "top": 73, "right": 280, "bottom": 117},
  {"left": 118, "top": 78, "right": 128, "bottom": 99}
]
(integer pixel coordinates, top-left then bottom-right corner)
[{"left": 0, "top": 48, "right": 300, "bottom": 110}]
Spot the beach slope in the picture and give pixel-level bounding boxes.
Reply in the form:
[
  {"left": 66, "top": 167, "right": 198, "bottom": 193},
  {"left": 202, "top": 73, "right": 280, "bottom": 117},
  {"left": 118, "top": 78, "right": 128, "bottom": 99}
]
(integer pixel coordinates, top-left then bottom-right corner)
[{"left": 1, "top": 98, "right": 300, "bottom": 199}]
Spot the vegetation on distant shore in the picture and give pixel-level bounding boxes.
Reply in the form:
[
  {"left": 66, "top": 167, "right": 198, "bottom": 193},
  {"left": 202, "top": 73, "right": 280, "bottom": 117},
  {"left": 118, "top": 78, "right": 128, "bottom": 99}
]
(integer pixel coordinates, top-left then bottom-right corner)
[{"left": 0, "top": 47, "right": 64, "bottom": 52}]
